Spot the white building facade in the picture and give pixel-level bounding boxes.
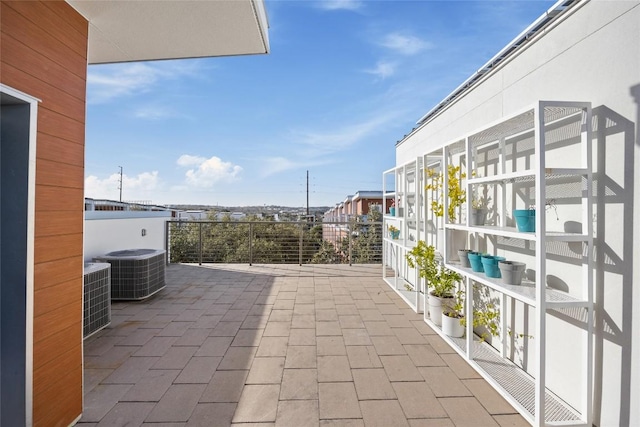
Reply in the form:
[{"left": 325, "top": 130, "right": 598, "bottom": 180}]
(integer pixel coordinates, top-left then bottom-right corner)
[{"left": 392, "top": 1, "right": 639, "bottom": 426}]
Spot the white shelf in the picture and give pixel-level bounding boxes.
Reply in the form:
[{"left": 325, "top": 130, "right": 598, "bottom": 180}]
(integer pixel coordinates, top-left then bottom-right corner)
[
  {"left": 424, "top": 316, "right": 582, "bottom": 425},
  {"left": 445, "top": 223, "right": 589, "bottom": 242},
  {"left": 446, "top": 263, "right": 590, "bottom": 309},
  {"left": 386, "top": 101, "right": 593, "bottom": 427}
]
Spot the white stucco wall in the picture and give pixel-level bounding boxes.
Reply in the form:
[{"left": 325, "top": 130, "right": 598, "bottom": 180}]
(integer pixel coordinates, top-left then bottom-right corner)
[
  {"left": 395, "top": 1, "right": 639, "bottom": 426},
  {"left": 84, "top": 211, "right": 170, "bottom": 262}
]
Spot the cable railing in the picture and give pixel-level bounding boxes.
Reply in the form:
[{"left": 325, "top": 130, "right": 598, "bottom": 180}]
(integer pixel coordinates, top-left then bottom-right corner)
[{"left": 165, "top": 220, "right": 382, "bottom": 265}]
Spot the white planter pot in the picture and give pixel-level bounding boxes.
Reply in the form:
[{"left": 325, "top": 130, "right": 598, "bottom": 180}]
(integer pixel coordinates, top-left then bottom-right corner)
[
  {"left": 441, "top": 313, "right": 465, "bottom": 338},
  {"left": 427, "top": 292, "right": 454, "bottom": 326}
]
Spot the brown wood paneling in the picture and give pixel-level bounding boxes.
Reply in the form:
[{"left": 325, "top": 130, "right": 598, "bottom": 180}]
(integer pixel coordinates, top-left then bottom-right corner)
[
  {"left": 42, "top": 0, "right": 88, "bottom": 37},
  {"left": 2, "top": 2, "right": 88, "bottom": 425},
  {"left": 37, "top": 108, "right": 85, "bottom": 144},
  {"left": 34, "top": 278, "right": 82, "bottom": 318},
  {"left": 33, "top": 325, "right": 82, "bottom": 372},
  {"left": 36, "top": 158, "right": 84, "bottom": 189},
  {"left": 36, "top": 133, "right": 84, "bottom": 166},
  {"left": 7, "top": 1, "right": 88, "bottom": 58},
  {"left": 35, "top": 186, "right": 84, "bottom": 212},
  {"left": 33, "top": 363, "right": 82, "bottom": 427},
  {"left": 34, "top": 256, "right": 83, "bottom": 290},
  {"left": 0, "top": 3, "right": 86, "bottom": 79},
  {"left": 35, "top": 233, "right": 83, "bottom": 264},
  {"left": 35, "top": 210, "right": 83, "bottom": 237},
  {"left": 1, "top": 62, "right": 86, "bottom": 120},
  {"left": 33, "top": 301, "right": 82, "bottom": 346},
  {"left": 1, "top": 33, "right": 86, "bottom": 101}
]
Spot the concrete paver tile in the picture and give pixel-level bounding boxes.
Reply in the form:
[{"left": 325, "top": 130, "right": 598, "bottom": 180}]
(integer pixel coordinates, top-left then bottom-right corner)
[
  {"left": 441, "top": 353, "right": 483, "bottom": 379},
  {"left": 145, "top": 384, "right": 206, "bottom": 423},
  {"left": 193, "top": 336, "right": 233, "bottom": 357},
  {"left": 275, "top": 400, "right": 319, "bottom": 427},
  {"left": 218, "top": 346, "right": 257, "bottom": 370},
  {"left": 317, "top": 336, "right": 346, "bottom": 356},
  {"left": 185, "top": 402, "right": 236, "bottom": 427},
  {"left": 232, "top": 384, "right": 280, "bottom": 423},
  {"left": 319, "top": 420, "right": 364, "bottom": 426},
  {"left": 462, "top": 379, "right": 519, "bottom": 415},
  {"left": 103, "top": 356, "right": 159, "bottom": 384},
  {"left": 391, "top": 382, "right": 447, "bottom": 419},
  {"left": 492, "top": 414, "right": 530, "bottom": 427},
  {"left": 172, "top": 329, "right": 211, "bottom": 347},
  {"left": 285, "top": 345, "right": 317, "bottom": 368},
  {"left": 318, "top": 355, "right": 352, "bottom": 382},
  {"left": 359, "top": 400, "right": 409, "bottom": 427},
  {"left": 342, "top": 329, "right": 372, "bottom": 346},
  {"left": 263, "top": 322, "right": 291, "bottom": 337},
  {"left": 81, "top": 384, "right": 133, "bottom": 422},
  {"left": 288, "top": 328, "right": 316, "bottom": 346},
  {"left": 380, "top": 355, "right": 422, "bottom": 382},
  {"left": 153, "top": 347, "right": 197, "bottom": 370},
  {"left": 393, "top": 327, "right": 428, "bottom": 344},
  {"left": 417, "top": 367, "right": 472, "bottom": 397},
  {"left": 200, "top": 369, "right": 248, "bottom": 403},
  {"left": 316, "top": 321, "right": 342, "bottom": 336},
  {"left": 175, "top": 356, "right": 221, "bottom": 384},
  {"left": 439, "top": 396, "right": 500, "bottom": 427},
  {"left": 97, "top": 402, "right": 155, "bottom": 427},
  {"left": 352, "top": 369, "right": 396, "bottom": 400},
  {"left": 370, "top": 336, "right": 406, "bottom": 355},
  {"left": 280, "top": 369, "right": 318, "bottom": 400},
  {"left": 256, "top": 336, "right": 289, "bottom": 357},
  {"left": 231, "top": 329, "right": 263, "bottom": 347},
  {"left": 318, "top": 382, "right": 362, "bottom": 419},
  {"left": 404, "top": 344, "right": 446, "bottom": 367},
  {"left": 345, "top": 346, "right": 382, "bottom": 369},
  {"left": 245, "top": 357, "right": 285, "bottom": 384},
  {"left": 122, "top": 369, "right": 180, "bottom": 402}
]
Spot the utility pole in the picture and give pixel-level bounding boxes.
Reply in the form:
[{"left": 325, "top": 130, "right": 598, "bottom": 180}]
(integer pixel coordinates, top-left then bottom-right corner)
[
  {"left": 118, "top": 166, "right": 123, "bottom": 202},
  {"left": 306, "top": 170, "right": 309, "bottom": 218}
]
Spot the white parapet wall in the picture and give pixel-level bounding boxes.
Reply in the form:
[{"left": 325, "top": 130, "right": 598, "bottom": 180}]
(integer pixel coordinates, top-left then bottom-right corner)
[{"left": 84, "top": 210, "right": 171, "bottom": 262}]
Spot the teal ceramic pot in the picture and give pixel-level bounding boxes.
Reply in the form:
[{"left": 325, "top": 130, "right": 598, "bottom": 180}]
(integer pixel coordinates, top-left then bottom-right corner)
[
  {"left": 481, "top": 255, "right": 506, "bottom": 278},
  {"left": 513, "top": 209, "right": 535, "bottom": 232},
  {"left": 467, "top": 252, "right": 484, "bottom": 272}
]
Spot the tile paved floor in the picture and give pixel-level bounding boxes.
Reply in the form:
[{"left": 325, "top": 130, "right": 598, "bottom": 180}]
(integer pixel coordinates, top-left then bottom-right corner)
[{"left": 78, "top": 263, "right": 528, "bottom": 427}]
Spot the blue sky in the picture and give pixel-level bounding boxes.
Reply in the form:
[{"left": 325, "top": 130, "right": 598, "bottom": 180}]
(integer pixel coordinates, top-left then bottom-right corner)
[{"left": 85, "top": 0, "right": 554, "bottom": 207}]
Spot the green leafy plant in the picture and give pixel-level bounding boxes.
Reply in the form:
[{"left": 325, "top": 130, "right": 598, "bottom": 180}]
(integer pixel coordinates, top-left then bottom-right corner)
[
  {"left": 406, "top": 241, "right": 461, "bottom": 297},
  {"left": 425, "top": 164, "right": 466, "bottom": 222},
  {"left": 387, "top": 224, "right": 399, "bottom": 233}
]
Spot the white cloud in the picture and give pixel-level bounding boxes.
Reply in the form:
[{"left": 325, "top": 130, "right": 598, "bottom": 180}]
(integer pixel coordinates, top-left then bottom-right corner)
[
  {"left": 133, "top": 105, "right": 186, "bottom": 120},
  {"left": 364, "top": 61, "right": 396, "bottom": 79},
  {"left": 177, "top": 155, "right": 242, "bottom": 188},
  {"left": 87, "top": 61, "right": 203, "bottom": 104},
  {"left": 85, "top": 171, "right": 160, "bottom": 201},
  {"left": 318, "top": 0, "right": 362, "bottom": 11},
  {"left": 380, "top": 33, "right": 431, "bottom": 55}
]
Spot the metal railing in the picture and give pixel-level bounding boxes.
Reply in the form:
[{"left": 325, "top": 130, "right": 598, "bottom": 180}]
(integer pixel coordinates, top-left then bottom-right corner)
[{"left": 165, "top": 220, "right": 382, "bottom": 265}]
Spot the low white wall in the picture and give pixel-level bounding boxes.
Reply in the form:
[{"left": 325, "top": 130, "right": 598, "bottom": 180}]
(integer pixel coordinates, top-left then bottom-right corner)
[{"left": 84, "top": 211, "right": 170, "bottom": 262}]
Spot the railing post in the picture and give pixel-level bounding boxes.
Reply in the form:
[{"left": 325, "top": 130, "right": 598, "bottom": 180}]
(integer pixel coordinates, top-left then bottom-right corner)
[
  {"left": 299, "top": 222, "right": 303, "bottom": 266},
  {"left": 165, "top": 220, "right": 170, "bottom": 266},
  {"left": 198, "top": 222, "right": 203, "bottom": 266},
  {"left": 249, "top": 222, "right": 253, "bottom": 266},
  {"left": 348, "top": 223, "right": 353, "bottom": 266}
]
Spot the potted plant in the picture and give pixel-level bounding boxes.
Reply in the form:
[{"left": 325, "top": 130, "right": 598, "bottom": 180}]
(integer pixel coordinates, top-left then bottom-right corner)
[
  {"left": 425, "top": 164, "right": 466, "bottom": 223},
  {"left": 470, "top": 184, "right": 491, "bottom": 226},
  {"left": 425, "top": 164, "right": 467, "bottom": 260},
  {"left": 389, "top": 199, "right": 396, "bottom": 216},
  {"left": 406, "top": 241, "right": 462, "bottom": 326},
  {"left": 442, "top": 289, "right": 465, "bottom": 338},
  {"left": 388, "top": 224, "right": 400, "bottom": 239}
]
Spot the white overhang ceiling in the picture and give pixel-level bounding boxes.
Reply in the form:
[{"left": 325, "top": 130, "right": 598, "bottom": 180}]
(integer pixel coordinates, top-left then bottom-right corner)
[{"left": 67, "top": 0, "right": 270, "bottom": 65}]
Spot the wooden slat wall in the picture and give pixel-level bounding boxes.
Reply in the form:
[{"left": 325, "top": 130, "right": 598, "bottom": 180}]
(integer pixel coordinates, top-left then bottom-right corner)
[{"left": 0, "top": 1, "right": 88, "bottom": 426}]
